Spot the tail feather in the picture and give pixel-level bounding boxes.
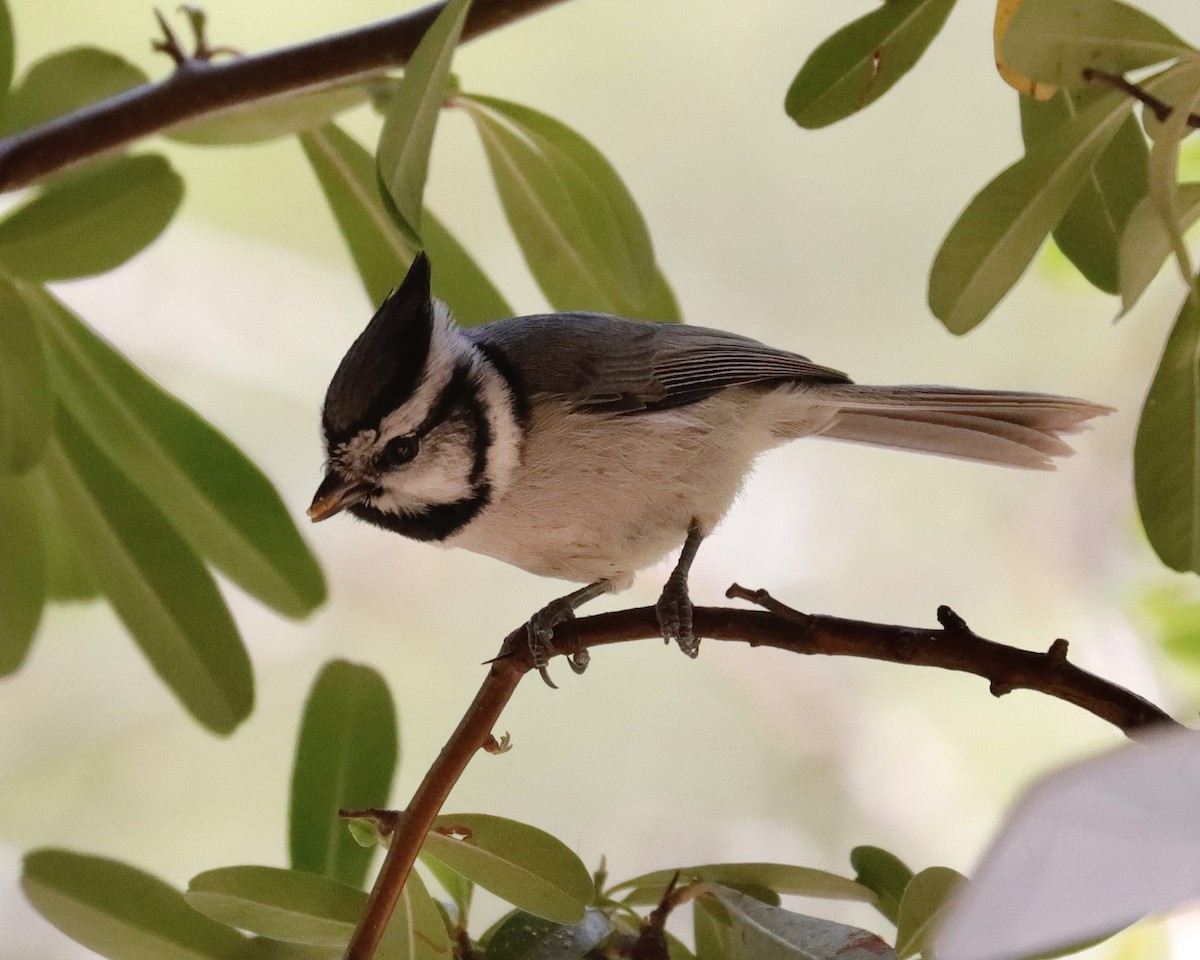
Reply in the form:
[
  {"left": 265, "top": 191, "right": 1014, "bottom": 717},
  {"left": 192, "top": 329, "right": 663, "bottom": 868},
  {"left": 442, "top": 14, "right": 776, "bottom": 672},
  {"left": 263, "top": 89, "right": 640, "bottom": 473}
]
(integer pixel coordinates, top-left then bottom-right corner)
[{"left": 800, "top": 385, "right": 1112, "bottom": 469}]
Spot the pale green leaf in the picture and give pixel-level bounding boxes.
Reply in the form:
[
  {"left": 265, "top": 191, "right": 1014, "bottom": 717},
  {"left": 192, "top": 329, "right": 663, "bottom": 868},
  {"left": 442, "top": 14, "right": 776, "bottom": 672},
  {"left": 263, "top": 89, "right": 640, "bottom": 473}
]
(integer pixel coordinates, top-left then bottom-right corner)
[
  {"left": 44, "top": 412, "right": 253, "bottom": 734},
  {"left": 0, "top": 0, "right": 13, "bottom": 102},
  {"left": 0, "top": 154, "right": 182, "bottom": 281},
  {"left": 300, "top": 121, "right": 511, "bottom": 323},
  {"left": 0, "top": 472, "right": 44, "bottom": 674},
  {"left": 186, "top": 866, "right": 365, "bottom": 946},
  {"left": 1002, "top": 0, "right": 1193, "bottom": 88},
  {"left": 850, "top": 846, "right": 914, "bottom": 925},
  {"left": 1120, "top": 185, "right": 1200, "bottom": 313},
  {"left": 465, "top": 94, "right": 678, "bottom": 321},
  {"left": 419, "top": 852, "right": 473, "bottom": 922},
  {"left": 376, "top": 0, "right": 473, "bottom": 243},
  {"left": 0, "top": 274, "right": 51, "bottom": 473},
  {"left": 27, "top": 464, "right": 98, "bottom": 601},
  {"left": 1135, "top": 292, "right": 1200, "bottom": 573},
  {"left": 613, "top": 863, "right": 872, "bottom": 907},
  {"left": 1020, "top": 89, "right": 1148, "bottom": 294},
  {"left": 423, "top": 814, "right": 593, "bottom": 923},
  {"left": 483, "top": 907, "right": 613, "bottom": 960},
  {"left": 5, "top": 46, "right": 148, "bottom": 133},
  {"left": 785, "top": 0, "right": 959, "bottom": 129},
  {"left": 1144, "top": 60, "right": 1200, "bottom": 291},
  {"left": 23, "top": 849, "right": 246, "bottom": 960},
  {"left": 894, "top": 867, "right": 965, "bottom": 958},
  {"left": 290, "top": 660, "right": 398, "bottom": 889},
  {"left": 168, "top": 79, "right": 376, "bottom": 145},
  {"left": 385, "top": 869, "right": 452, "bottom": 960},
  {"left": 694, "top": 900, "right": 740, "bottom": 960},
  {"left": 27, "top": 287, "right": 325, "bottom": 618},
  {"left": 707, "top": 885, "right": 896, "bottom": 960}
]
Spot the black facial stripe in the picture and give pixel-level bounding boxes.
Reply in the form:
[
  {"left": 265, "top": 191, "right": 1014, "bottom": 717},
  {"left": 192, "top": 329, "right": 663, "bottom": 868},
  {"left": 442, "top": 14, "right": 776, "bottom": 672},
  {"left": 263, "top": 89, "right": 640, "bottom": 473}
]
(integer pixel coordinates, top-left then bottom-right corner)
[
  {"left": 350, "top": 485, "right": 491, "bottom": 542},
  {"left": 471, "top": 340, "right": 531, "bottom": 427}
]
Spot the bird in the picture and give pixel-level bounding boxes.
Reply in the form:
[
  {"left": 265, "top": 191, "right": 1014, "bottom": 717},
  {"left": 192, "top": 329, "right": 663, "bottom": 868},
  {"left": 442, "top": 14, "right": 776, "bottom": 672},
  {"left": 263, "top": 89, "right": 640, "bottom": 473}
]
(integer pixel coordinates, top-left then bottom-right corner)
[{"left": 308, "top": 253, "right": 1111, "bottom": 683}]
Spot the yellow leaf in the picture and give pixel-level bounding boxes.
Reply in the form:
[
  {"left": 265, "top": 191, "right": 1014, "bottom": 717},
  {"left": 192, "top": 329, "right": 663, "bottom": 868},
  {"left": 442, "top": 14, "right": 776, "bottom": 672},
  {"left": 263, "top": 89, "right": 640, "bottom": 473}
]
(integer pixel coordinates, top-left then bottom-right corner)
[{"left": 995, "top": 0, "right": 1057, "bottom": 99}]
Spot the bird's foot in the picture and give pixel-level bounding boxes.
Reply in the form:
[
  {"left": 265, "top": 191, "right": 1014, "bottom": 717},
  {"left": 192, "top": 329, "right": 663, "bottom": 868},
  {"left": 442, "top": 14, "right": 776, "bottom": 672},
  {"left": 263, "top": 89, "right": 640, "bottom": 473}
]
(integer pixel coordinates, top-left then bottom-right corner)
[
  {"left": 528, "top": 600, "right": 590, "bottom": 688},
  {"left": 656, "top": 576, "right": 698, "bottom": 658}
]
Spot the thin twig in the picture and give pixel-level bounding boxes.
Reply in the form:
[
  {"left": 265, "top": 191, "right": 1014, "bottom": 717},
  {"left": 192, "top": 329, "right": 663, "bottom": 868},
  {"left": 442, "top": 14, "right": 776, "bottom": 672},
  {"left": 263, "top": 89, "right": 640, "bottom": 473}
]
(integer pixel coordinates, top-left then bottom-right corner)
[
  {"left": 344, "top": 591, "right": 1178, "bottom": 960},
  {"left": 1083, "top": 68, "right": 1200, "bottom": 129},
  {"left": 0, "top": 0, "right": 572, "bottom": 192}
]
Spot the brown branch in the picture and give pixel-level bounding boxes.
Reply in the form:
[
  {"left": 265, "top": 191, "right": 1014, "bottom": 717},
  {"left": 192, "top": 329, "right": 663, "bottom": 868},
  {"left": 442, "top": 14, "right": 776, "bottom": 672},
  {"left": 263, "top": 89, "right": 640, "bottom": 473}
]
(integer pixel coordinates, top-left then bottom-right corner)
[
  {"left": 1083, "top": 68, "right": 1200, "bottom": 129},
  {"left": 344, "top": 589, "right": 1177, "bottom": 960},
  {"left": 0, "top": 0, "right": 572, "bottom": 192}
]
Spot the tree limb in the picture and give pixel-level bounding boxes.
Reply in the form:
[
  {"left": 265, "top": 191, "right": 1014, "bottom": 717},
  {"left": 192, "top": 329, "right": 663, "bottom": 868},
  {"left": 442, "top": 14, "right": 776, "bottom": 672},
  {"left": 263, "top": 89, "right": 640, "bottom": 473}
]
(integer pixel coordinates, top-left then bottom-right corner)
[
  {"left": 343, "top": 588, "right": 1177, "bottom": 959},
  {"left": 0, "top": 0, "right": 572, "bottom": 192}
]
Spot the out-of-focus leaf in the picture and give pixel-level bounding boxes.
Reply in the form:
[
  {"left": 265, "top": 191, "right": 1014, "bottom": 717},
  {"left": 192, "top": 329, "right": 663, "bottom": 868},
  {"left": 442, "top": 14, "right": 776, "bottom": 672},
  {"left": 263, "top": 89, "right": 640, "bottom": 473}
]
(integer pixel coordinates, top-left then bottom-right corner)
[
  {"left": 0, "top": 472, "right": 44, "bottom": 674},
  {"left": 423, "top": 814, "right": 593, "bottom": 924},
  {"left": 186, "top": 866, "right": 366, "bottom": 946},
  {"left": 613, "top": 863, "right": 871, "bottom": 907},
  {"left": 27, "top": 465, "right": 97, "bottom": 601},
  {"left": 1119, "top": 184, "right": 1200, "bottom": 313},
  {"left": 0, "top": 275, "right": 51, "bottom": 473},
  {"left": 386, "top": 869, "right": 453, "bottom": 960},
  {"left": 28, "top": 287, "right": 325, "bottom": 617},
  {"left": 376, "top": 0, "right": 473, "bottom": 244},
  {"left": 300, "top": 121, "right": 511, "bottom": 323},
  {"left": 0, "top": 154, "right": 182, "bottom": 281},
  {"left": 928, "top": 71, "right": 1176, "bottom": 333},
  {"left": 706, "top": 885, "right": 896, "bottom": 960},
  {"left": 45, "top": 412, "right": 253, "bottom": 734},
  {"left": 4, "top": 47, "right": 148, "bottom": 134},
  {"left": 994, "top": 0, "right": 1055, "bottom": 100},
  {"left": 483, "top": 907, "right": 613, "bottom": 960},
  {"left": 420, "top": 852, "right": 474, "bottom": 922},
  {"left": 894, "top": 867, "right": 965, "bottom": 958},
  {"left": 1136, "top": 292, "right": 1200, "bottom": 573},
  {"left": 23, "top": 849, "right": 246, "bottom": 960},
  {"left": 243, "top": 940, "right": 343, "bottom": 960},
  {"left": 785, "top": 0, "right": 959, "bottom": 129},
  {"left": 0, "top": 0, "right": 13, "bottom": 103},
  {"left": 290, "top": 660, "right": 398, "bottom": 889},
  {"left": 1002, "top": 0, "right": 1192, "bottom": 88},
  {"left": 168, "top": 79, "right": 376, "bottom": 145},
  {"left": 1020, "top": 88, "right": 1148, "bottom": 294},
  {"left": 462, "top": 95, "right": 679, "bottom": 321},
  {"left": 850, "top": 846, "right": 914, "bottom": 925},
  {"left": 1144, "top": 61, "right": 1200, "bottom": 290},
  {"left": 694, "top": 899, "right": 739, "bottom": 960}
]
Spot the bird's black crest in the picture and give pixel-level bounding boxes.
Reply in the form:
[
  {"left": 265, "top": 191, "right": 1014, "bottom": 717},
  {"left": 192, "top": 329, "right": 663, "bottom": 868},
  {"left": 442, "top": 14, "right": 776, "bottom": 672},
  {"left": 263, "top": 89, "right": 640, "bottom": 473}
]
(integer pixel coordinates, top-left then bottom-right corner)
[{"left": 322, "top": 253, "right": 435, "bottom": 445}]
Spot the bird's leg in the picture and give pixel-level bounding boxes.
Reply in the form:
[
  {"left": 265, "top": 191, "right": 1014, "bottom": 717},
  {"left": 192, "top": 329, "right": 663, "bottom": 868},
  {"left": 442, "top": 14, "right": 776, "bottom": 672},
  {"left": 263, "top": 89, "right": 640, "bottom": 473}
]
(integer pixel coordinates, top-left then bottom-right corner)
[
  {"left": 656, "top": 521, "right": 704, "bottom": 658},
  {"left": 528, "top": 579, "right": 612, "bottom": 687}
]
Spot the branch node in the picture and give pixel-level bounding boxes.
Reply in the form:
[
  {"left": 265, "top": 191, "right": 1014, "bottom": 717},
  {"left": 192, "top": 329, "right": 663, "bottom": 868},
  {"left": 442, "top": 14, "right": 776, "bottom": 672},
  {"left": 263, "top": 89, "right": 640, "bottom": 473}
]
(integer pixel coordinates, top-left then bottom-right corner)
[
  {"left": 989, "top": 679, "right": 1015, "bottom": 698},
  {"left": 937, "top": 605, "right": 971, "bottom": 636},
  {"left": 152, "top": 8, "right": 189, "bottom": 66},
  {"left": 1047, "top": 638, "right": 1070, "bottom": 662},
  {"left": 482, "top": 731, "right": 512, "bottom": 755}
]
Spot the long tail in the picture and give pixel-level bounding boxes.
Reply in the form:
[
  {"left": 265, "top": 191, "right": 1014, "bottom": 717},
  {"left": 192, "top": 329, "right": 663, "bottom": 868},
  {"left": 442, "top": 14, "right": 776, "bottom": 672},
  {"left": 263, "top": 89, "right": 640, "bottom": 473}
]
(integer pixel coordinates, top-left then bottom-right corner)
[{"left": 806, "top": 385, "right": 1112, "bottom": 470}]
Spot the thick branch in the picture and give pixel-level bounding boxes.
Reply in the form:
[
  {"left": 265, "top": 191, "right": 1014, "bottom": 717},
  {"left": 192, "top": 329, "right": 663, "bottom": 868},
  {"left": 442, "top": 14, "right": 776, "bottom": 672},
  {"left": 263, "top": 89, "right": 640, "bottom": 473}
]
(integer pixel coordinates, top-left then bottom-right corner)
[
  {"left": 0, "top": 0, "right": 571, "bottom": 192},
  {"left": 344, "top": 590, "right": 1176, "bottom": 959}
]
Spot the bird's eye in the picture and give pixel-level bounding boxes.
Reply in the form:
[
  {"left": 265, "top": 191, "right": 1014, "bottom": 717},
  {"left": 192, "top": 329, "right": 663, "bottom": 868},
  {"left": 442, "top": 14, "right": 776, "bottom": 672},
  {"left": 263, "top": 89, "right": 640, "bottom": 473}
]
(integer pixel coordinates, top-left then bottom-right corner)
[{"left": 379, "top": 434, "right": 419, "bottom": 468}]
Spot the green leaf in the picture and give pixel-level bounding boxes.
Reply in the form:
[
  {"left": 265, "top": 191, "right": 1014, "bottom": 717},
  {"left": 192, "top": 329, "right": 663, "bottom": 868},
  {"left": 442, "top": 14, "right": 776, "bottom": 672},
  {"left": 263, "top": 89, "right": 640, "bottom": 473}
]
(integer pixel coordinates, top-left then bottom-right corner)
[
  {"left": 5, "top": 46, "right": 148, "bottom": 134},
  {"left": 0, "top": 472, "right": 44, "bottom": 674},
  {"left": 613, "top": 863, "right": 872, "bottom": 907},
  {"left": 300, "top": 121, "right": 512, "bottom": 323},
  {"left": 168, "top": 79, "right": 376, "bottom": 145},
  {"left": 0, "top": 275, "right": 51, "bottom": 473},
  {"left": 785, "top": 0, "right": 959, "bottom": 129},
  {"left": 44, "top": 411, "right": 253, "bottom": 734},
  {"left": 483, "top": 908, "right": 613, "bottom": 960},
  {"left": 1118, "top": 184, "right": 1200, "bottom": 313},
  {"left": 23, "top": 849, "right": 246, "bottom": 960},
  {"left": 463, "top": 94, "right": 679, "bottom": 321},
  {"left": 850, "top": 846, "right": 914, "bottom": 926},
  {"left": 1144, "top": 60, "right": 1200, "bottom": 291},
  {"left": 0, "top": 154, "right": 183, "bottom": 281},
  {"left": 1002, "top": 0, "right": 1193, "bottom": 88},
  {"left": 1135, "top": 291, "right": 1200, "bottom": 573},
  {"left": 1020, "top": 89, "right": 1148, "bottom": 294},
  {"left": 376, "top": 0, "right": 473, "bottom": 244},
  {"left": 27, "top": 463, "right": 98, "bottom": 601},
  {"left": 0, "top": 0, "right": 14, "bottom": 103},
  {"left": 927, "top": 66, "right": 1190, "bottom": 334},
  {"left": 385, "top": 869, "right": 453, "bottom": 960},
  {"left": 419, "top": 852, "right": 474, "bottom": 922},
  {"left": 27, "top": 287, "right": 325, "bottom": 618},
  {"left": 290, "top": 660, "right": 398, "bottom": 889},
  {"left": 186, "top": 866, "right": 367, "bottom": 946},
  {"left": 894, "top": 866, "right": 965, "bottom": 958},
  {"left": 707, "top": 885, "right": 896, "bottom": 960},
  {"left": 423, "top": 814, "right": 594, "bottom": 923},
  {"left": 694, "top": 899, "right": 740, "bottom": 960}
]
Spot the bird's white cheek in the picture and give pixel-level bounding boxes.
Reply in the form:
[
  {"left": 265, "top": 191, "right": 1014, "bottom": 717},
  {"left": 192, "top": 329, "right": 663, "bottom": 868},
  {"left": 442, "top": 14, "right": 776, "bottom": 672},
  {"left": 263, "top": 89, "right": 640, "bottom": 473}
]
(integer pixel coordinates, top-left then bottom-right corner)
[{"left": 372, "top": 434, "right": 476, "bottom": 512}]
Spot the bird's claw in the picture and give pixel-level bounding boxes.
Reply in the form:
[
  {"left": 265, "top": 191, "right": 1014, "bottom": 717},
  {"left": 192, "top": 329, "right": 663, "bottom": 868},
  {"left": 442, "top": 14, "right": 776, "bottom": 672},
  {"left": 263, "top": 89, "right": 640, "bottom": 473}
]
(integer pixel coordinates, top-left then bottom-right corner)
[
  {"left": 528, "top": 599, "right": 590, "bottom": 687},
  {"left": 656, "top": 577, "right": 698, "bottom": 658}
]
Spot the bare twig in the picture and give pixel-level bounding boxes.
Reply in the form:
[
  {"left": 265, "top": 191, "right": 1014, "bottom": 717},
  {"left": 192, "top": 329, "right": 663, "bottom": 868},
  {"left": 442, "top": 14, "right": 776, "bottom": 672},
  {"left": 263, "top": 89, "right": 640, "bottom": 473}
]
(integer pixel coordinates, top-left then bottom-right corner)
[
  {"left": 0, "top": 0, "right": 572, "bottom": 192},
  {"left": 344, "top": 590, "right": 1177, "bottom": 960},
  {"left": 1083, "top": 68, "right": 1200, "bottom": 129}
]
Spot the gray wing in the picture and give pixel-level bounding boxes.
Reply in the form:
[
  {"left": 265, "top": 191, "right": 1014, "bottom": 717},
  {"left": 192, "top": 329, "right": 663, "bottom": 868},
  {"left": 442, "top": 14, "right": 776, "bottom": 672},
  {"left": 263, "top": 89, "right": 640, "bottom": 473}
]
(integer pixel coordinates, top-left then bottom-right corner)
[{"left": 468, "top": 313, "right": 851, "bottom": 412}]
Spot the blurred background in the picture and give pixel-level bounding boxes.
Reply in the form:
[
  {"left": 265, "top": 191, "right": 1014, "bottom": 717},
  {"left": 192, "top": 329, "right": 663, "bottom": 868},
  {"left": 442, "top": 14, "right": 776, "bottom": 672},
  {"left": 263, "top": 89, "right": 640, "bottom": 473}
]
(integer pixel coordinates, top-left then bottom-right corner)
[{"left": 1, "top": 0, "right": 1198, "bottom": 955}]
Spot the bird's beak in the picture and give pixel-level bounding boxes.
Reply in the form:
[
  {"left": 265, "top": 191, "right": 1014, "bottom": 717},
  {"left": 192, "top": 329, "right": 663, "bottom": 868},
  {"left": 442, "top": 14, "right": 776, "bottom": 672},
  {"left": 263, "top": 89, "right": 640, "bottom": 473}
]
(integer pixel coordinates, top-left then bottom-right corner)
[{"left": 308, "top": 473, "right": 373, "bottom": 522}]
